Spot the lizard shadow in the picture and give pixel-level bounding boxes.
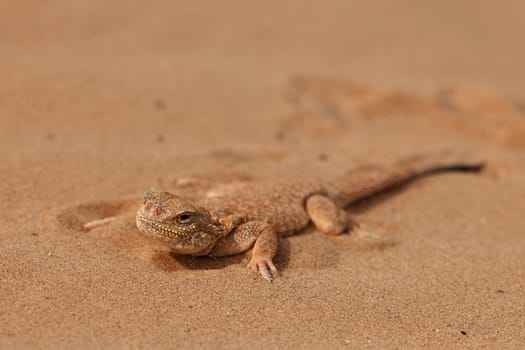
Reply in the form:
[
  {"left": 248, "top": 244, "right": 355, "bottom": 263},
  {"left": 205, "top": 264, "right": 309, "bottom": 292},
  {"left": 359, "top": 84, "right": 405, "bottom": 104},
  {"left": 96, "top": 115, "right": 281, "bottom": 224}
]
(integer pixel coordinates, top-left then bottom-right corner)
[{"left": 152, "top": 253, "right": 246, "bottom": 272}]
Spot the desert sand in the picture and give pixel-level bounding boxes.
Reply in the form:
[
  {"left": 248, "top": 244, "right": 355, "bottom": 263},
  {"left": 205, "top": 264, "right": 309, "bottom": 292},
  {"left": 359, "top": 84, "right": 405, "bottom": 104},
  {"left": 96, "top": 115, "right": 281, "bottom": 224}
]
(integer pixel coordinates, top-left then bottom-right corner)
[{"left": 1, "top": 1, "right": 525, "bottom": 349}]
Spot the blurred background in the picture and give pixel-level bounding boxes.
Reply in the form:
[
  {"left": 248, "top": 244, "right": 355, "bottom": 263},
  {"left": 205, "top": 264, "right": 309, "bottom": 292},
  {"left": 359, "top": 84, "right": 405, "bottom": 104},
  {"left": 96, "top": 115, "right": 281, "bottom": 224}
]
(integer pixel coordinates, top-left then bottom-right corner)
[{"left": 2, "top": 0, "right": 524, "bottom": 157}]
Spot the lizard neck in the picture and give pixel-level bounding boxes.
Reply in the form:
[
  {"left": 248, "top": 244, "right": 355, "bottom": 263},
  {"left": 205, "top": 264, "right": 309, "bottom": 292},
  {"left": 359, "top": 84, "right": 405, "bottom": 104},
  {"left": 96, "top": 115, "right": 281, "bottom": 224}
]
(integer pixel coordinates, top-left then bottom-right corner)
[{"left": 188, "top": 219, "right": 227, "bottom": 257}]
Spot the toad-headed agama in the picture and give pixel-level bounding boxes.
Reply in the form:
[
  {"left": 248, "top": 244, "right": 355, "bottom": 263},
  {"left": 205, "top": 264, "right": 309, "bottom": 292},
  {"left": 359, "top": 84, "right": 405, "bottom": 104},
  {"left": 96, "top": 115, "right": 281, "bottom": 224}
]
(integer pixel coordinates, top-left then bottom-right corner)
[{"left": 85, "top": 152, "right": 483, "bottom": 282}]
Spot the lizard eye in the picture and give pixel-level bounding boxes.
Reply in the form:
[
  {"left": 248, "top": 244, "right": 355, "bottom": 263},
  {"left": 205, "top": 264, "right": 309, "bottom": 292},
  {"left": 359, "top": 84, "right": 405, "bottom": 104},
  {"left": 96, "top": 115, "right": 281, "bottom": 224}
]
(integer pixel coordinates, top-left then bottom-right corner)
[{"left": 176, "top": 213, "right": 192, "bottom": 224}]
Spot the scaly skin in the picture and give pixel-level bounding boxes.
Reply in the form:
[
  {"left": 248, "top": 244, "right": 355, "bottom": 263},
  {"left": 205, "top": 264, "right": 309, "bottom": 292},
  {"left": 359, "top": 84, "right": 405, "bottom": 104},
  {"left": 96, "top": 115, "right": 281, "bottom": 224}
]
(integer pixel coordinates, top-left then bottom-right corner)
[{"left": 133, "top": 152, "right": 483, "bottom": 281}]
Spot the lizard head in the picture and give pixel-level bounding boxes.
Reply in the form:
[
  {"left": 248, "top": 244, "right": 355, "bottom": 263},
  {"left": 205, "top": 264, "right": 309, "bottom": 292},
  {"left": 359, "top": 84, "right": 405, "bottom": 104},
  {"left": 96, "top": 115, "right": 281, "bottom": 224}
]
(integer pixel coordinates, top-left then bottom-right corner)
[{"left": 136, "top": 191, "right": 223, "bottom": 255}]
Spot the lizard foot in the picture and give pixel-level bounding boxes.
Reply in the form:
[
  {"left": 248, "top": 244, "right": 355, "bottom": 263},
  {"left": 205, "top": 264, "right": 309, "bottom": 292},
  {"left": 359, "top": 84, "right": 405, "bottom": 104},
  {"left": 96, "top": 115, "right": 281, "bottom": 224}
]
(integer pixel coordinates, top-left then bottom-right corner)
[{"left": 247, "top": 256, "right": 278, "bottom": 282}]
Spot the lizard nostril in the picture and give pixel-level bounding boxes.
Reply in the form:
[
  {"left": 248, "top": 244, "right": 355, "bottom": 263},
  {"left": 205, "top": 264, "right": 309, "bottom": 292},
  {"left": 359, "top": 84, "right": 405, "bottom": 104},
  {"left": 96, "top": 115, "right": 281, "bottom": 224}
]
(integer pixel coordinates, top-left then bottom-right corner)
[{"left": 145, "top": 202, "right": 153, "bottom": 209}]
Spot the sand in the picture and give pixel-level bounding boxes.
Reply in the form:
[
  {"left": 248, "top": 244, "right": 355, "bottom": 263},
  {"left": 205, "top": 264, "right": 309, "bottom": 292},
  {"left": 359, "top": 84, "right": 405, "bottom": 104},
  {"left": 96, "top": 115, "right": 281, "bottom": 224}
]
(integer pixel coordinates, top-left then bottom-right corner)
[{"left": 1, "top": 1, "right": 525, "bottom": 348}]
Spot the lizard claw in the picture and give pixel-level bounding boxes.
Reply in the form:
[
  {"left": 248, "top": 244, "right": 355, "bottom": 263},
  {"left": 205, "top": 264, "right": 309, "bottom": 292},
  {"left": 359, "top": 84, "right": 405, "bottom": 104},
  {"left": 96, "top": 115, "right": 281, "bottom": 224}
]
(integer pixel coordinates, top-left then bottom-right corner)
[{"left": 247, "top": 256, "right": 278, "bottom": 282}]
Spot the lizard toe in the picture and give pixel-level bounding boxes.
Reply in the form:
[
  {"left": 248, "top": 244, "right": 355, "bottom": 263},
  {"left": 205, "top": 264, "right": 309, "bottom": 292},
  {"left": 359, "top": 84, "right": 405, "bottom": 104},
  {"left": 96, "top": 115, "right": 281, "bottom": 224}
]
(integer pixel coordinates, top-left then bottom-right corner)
[{"left": 247, "top": 257, "right": 277, "bottom": 282}]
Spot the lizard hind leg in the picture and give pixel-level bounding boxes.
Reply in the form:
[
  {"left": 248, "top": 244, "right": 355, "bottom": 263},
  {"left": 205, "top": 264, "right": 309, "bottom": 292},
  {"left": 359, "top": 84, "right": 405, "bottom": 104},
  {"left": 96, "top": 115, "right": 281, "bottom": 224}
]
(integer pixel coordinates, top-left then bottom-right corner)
[
  {"left": 306, "top": 194, "right": 349, "bottom": 235},
  {"left": 306, "top": 194, "right": 399, "bottom": 250}
]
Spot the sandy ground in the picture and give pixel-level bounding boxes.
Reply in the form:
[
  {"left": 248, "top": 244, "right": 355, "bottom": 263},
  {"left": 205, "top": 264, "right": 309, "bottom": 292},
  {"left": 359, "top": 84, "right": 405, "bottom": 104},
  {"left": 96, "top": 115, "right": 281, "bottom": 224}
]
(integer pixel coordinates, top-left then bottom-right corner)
[{"left": 1, "top": 1, "right": 525, "bottom": 348}]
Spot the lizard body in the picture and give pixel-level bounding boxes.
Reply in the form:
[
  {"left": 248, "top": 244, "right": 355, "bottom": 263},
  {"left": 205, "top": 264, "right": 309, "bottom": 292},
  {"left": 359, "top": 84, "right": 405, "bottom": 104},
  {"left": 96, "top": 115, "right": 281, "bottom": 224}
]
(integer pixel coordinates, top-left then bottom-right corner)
[{"left": 133, "top": 152, "right": 483, "bottom": 281}]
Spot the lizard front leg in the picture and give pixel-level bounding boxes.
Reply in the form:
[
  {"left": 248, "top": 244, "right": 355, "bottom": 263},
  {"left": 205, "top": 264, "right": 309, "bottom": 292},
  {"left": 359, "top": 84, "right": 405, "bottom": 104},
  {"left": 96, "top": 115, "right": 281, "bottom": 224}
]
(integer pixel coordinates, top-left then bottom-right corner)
[
  {"left": 83, "top": 216, "right": 118, "bottom": 230},
  {"left": 210, "top": 221, "right": 278, "bottom": 282}
]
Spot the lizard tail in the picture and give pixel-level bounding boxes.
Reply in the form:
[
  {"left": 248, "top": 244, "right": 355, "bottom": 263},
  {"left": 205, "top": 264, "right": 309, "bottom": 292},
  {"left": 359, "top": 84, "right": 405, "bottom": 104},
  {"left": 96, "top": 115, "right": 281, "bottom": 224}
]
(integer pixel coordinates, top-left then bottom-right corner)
[{"left": 326, "top": 151, "right": 484, "bottom": 207}]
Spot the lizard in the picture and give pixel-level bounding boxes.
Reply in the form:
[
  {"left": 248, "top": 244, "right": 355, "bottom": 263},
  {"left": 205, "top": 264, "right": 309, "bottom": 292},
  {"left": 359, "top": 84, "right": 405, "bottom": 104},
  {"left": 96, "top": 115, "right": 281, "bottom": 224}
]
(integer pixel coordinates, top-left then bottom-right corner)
[{"left": 85, "top": 152, "right": 483, "bottom": 282}]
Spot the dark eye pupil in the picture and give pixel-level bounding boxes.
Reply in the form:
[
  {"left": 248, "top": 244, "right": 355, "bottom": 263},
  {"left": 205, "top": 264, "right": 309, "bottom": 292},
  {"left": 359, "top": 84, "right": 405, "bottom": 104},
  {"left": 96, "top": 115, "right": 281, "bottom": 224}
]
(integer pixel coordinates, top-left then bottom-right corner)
[{"left": 179, "top": 214, "right": 190, "bottom": 221}]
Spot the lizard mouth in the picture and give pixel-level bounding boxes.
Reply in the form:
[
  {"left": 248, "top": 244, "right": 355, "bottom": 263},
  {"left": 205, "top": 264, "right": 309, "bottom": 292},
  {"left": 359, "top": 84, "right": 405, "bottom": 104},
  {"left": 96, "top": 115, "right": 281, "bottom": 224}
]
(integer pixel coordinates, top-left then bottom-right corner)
[
  {"left": 136, "top": 216, "right": 181, "bottom": 239},
  {"left": 136, "top": 216, "right": 214, "bottom": 255}
]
